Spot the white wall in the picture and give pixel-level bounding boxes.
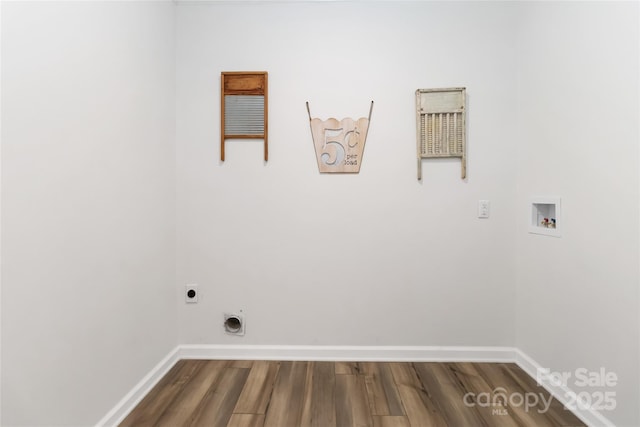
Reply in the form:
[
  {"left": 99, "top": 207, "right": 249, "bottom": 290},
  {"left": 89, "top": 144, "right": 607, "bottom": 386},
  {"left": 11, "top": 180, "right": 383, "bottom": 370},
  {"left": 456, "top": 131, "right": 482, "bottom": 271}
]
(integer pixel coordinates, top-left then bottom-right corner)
[
  {"left": 515, "top": 2, "right": 640, "bottom": 426},
  {"left": 1, "top": 2, "right": 177, "bottom": 425},
  {"left": 2, "top": 1, "right": 638, "bottom": 425},
  {"left": 176, "top": 2, "right": 519, "bottom": 346}
]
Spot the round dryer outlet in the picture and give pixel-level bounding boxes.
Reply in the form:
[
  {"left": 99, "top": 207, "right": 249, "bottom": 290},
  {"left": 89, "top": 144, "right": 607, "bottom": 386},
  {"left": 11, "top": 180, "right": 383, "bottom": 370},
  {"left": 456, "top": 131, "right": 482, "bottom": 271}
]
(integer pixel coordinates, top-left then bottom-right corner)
[{"left": 224, "top": 313, "right": 245, "bottom": 336}]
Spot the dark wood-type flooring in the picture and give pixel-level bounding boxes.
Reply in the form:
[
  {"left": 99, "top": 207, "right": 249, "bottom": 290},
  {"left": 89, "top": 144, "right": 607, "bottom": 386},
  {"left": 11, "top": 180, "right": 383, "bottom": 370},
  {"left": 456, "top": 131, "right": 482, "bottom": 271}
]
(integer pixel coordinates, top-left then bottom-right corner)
[{"left": 120, "top": 360, "right": 586, "bottom": 427}]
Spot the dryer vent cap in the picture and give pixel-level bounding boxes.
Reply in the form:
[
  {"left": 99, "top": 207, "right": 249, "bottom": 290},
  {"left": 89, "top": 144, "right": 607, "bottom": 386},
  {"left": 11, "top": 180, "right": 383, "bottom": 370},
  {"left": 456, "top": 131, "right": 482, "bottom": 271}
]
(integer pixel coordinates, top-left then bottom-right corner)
[{"left": 224, "top": 313, "right": 245, "bottom": 336}]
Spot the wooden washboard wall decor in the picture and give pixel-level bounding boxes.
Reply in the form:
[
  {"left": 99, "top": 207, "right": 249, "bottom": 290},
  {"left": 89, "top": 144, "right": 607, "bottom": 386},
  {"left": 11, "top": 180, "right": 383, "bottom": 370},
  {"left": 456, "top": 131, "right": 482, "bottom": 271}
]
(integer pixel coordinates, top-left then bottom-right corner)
[
  {"left": 416, "top": 87, "right": 466, "bottom": 180},
  {"left": 221, "top": 72, "right": 268, "bottom": 161}
]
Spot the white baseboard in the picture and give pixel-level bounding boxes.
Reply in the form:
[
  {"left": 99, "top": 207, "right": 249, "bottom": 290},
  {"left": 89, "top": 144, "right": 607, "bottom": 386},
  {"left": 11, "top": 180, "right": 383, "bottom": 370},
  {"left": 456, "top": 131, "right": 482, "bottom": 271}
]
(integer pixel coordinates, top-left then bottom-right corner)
[
  {"left": 515, "top": 349, "right": 614, "bottom": 427},
  {"left": 95, "top": 346, "right": 180, "bottom": 427},
  {"left": 96, "top": 344, "right": 613, "bottom": 427},
  {"left": 178, "top": 344, "right": 517, "bottom": 362}
]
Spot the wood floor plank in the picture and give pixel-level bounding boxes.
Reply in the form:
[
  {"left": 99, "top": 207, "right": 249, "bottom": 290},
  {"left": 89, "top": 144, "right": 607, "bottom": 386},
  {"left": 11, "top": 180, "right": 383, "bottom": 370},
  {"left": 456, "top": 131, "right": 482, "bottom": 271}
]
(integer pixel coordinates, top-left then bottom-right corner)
[
  {"left": 372, "top": 415, "right": 411, "bottom": 427},
  {"left": 336, "top": 374, "right": 373, "bottom": 427},
  {"left": 388, "top": 362, "right": 422, "bottom": 388},
  {"left": 413, "top": 362, "right": 489, "bottom": 426},
  {"left": 227, "top": 413, "right": 266, "bottom": 427},
  {"left": 447, "top": 362, "right": 519, "bottom": 427},
  {"left": 119, "top": 359, "right": 203, "bottom": 427},
  {"left": 389, "top": 363, "right": 448, "bottom": 427},
  {"left": 234, "top": 360, "right": 280, "bottom": 415},
  {"left": 335, "top": 361, "right": 361, "bottom": 375},
  {"left": 300, "top": 362, "right": 316, "bottom": 427},
  {"left": 394, "top": 383, "right": 448, "bottom": 427},
  {"left": 189, "top": 367, "right": 250, "bottom": 427},
  {"left": 501, "top": 364, "right": 585, "bottom": 427},
  {"left": 300, "top": 361, "right": 337, "bottom": 427},
  {"left": 474, "top": 363, "right": 574, "bottom": 427},
  {"left": 154, "top": 360, "right": 230, "bottom": 427},
  {"left": 361, "top": 362, "right": 405, "bottom": 416},
  {"left": 232, "top": 360, "right": 255, "bottom": 369},
  {"left": 263, "top": 361, "right": 309, "bottom": 427},
  {"left": 476, "top": 363, "right": 553, "bottom": 427}
]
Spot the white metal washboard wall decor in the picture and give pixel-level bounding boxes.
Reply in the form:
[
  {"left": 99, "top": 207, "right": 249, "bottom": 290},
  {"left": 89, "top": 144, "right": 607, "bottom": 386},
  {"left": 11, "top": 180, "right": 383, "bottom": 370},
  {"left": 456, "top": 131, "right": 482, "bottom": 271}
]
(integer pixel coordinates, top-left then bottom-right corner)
[
  {"left": 416, "top": 88, "right": 466, "bottom": 180},
  {"left": 306, "top": 101, "right": 374, "bottom": 173}
]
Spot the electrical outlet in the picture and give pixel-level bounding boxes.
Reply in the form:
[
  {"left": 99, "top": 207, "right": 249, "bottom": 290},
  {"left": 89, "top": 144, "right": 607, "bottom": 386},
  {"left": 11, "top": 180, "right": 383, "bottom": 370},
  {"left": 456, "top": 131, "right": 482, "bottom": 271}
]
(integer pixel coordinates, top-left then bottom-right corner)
[
  {"left": 478, "top": 200, "right": 490, "bottom": 218},
  {"left": 185, "top": 284, "right": 198, "bottom": 303}
]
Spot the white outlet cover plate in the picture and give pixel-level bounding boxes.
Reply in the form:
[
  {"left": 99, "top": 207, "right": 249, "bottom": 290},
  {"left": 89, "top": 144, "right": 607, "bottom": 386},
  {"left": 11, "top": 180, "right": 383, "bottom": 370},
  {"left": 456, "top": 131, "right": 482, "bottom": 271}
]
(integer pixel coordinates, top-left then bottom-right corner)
[{"left": 478, "top": 200, "right": 490, "bottom": 218}]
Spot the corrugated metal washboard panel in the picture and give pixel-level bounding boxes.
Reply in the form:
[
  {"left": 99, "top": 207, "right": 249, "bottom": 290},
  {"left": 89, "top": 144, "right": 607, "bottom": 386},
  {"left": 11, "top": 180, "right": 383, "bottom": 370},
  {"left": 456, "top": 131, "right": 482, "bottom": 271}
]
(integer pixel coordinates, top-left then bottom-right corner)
[
  {"left": 416, "top": 87, "right": 466, "bottom": 180},
  {"left": 224, "top": 95, "right": 265, "bottom": 135}
]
